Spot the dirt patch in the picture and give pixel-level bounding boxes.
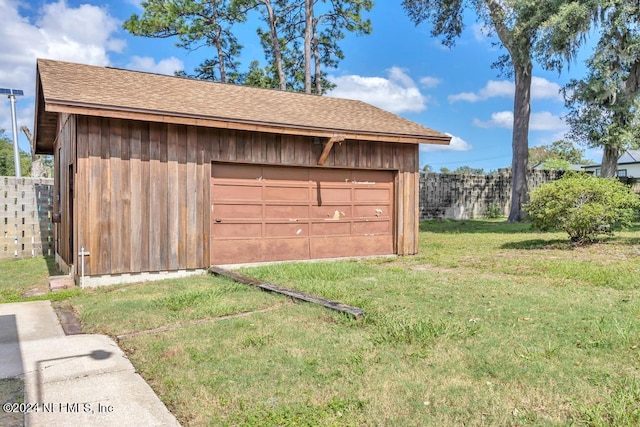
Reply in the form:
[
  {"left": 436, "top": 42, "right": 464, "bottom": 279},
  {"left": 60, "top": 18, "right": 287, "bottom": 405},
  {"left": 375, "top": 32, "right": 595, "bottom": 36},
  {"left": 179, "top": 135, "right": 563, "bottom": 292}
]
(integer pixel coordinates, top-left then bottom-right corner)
[
  {"left": 0, "top": 377, "right": 24, "bottom": 427},
  {"left": 52, "top": 302, "right": 84, "bottom": 335}
]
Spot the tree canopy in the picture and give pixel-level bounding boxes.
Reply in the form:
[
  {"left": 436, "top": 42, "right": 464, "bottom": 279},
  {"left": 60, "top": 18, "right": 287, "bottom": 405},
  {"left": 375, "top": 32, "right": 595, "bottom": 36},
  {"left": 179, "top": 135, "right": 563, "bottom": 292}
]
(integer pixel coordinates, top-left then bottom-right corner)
[
  {"left": 562, "top": 1, "right": 640, "bottom": 178},
  {"left": 529, "top": 140, "right": 590, "bottom": 168},
  {"left": 402, "top": 0, "right": 596, "bottom": 221},
  {"left": 0, "top": 131, "right": 31, "bottom": 177},
  {"left": 124, "top": 0, "right": 372, "bottom": 93}
]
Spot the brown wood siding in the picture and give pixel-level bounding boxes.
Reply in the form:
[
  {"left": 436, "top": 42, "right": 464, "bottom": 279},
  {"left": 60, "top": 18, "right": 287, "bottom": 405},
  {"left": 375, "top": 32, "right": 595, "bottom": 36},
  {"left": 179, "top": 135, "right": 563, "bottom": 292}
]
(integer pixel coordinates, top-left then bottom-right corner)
[
  {"left": 71, "top": 116, "right": 420, "bottom": 277},
  {"left": 53, "top": 113, "right": 76, "bottom": 267}
]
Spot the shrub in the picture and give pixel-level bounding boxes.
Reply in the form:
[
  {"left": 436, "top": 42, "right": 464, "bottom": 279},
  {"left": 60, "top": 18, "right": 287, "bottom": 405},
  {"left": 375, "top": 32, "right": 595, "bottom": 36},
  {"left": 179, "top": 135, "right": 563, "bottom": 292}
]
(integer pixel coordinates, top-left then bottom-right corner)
[
  {"left": 485, "top": 203, "right": 504, "bottom": 219},
  {"left": 525, "top": 172, "right": 640, "bottom": 244}
]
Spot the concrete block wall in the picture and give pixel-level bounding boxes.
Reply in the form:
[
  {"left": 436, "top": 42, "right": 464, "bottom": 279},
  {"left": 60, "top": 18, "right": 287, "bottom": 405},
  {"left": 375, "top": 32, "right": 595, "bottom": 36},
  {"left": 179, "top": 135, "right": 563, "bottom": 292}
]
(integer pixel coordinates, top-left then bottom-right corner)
[
  {"left": 419, "top": 170, "right": 563, "bottom": 220},
  {"left": 0, "top": 177, "right": 54, "bottom": 259}
]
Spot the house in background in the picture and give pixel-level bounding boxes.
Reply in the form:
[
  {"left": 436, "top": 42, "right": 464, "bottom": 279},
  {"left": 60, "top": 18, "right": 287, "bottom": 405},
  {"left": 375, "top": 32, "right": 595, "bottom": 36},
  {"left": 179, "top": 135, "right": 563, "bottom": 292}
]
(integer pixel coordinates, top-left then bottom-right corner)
[
  {"left": 582, "top": 150, "right": 640, "bottom": 177},
  {"left": 34, "top": 59, "right": 450, "bottom": 286}
]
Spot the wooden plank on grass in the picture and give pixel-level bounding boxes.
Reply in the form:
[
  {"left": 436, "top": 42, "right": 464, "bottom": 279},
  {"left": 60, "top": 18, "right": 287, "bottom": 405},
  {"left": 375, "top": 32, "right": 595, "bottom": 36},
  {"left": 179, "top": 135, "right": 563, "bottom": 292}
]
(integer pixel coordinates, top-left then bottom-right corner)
[{"left": 208, "top": 266, "right": 364, "bottom": 319}]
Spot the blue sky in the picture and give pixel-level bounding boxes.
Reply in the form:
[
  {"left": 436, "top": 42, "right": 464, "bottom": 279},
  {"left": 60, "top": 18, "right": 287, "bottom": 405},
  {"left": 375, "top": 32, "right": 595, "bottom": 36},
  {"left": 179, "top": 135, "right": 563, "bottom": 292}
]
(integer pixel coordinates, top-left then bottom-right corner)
[{"left": 0, "top": 0, "right": 598, "bottom": 172}]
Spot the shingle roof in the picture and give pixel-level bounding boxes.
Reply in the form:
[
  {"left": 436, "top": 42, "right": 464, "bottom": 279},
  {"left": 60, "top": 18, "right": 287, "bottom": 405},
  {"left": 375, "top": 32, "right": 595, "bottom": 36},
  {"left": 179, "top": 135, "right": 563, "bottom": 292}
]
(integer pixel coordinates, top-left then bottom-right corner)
[{"left": 35, "top": 58, "right": 450, "bottom": 150}]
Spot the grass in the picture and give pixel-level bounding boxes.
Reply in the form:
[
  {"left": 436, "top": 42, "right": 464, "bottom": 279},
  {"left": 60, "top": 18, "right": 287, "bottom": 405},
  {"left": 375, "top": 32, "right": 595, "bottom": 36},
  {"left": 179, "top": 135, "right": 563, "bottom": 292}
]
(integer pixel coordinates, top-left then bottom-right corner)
[
  {"left": 0, "top": 256, "right": 81, "bottom": 303},
  {"left": 3, "top": 221, "right": 640, "bottom": 425}
]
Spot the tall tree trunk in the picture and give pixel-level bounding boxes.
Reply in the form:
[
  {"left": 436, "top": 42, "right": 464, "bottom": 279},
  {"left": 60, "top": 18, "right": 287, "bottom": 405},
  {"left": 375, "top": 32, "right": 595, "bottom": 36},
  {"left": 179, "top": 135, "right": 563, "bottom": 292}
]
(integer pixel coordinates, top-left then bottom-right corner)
[
  {"left": 304, "top": 0, "right": 314, "bottom": 94},
  {"left": 508, "top": 60, "right": 532, "bottom": 222},
  {"left": 213, "top": 10, "right": 227, "bottom": 83},
  {"left": 600, "top": 145, "right": 620, "bottom": 178},
  {"left": 262, "top": 0, "right": 286, "bottom": 90},
  {"left": 313, "top": 22, "right": 322, "bottom": 94}
]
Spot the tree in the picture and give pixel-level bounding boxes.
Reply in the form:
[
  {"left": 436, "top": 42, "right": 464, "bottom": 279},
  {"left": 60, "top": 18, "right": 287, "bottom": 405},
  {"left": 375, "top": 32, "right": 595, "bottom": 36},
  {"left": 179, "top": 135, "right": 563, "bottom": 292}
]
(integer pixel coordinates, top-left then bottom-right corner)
[
  {"left": 124, "top": 0, "right": 245, "bottom": 83},
  {"left": 422, "top": 164, "right": 433, "bottom": 173},
  {"left": 402, "top": 0, "right": 594, "bottom": 222},
  {"left": 562, "top": 2, "right": 640, "bottom": 178},
  {"left": 526, "top": 172, "right": 640, "bottom": 244},
  {"left": 439, "top": 167, "right": 451, "bottom": 174},
  {"left": 528, "top": 140, "right": 589, "bottom": 166},
  {"left": 0, "top": 131, "right": 31, "bottom": 177},
  {"left": 307, "top": 0, "right": 373, "bottom": 94},
  {"left": 452, "top": 165, "right": 485, "bottom": 175}
]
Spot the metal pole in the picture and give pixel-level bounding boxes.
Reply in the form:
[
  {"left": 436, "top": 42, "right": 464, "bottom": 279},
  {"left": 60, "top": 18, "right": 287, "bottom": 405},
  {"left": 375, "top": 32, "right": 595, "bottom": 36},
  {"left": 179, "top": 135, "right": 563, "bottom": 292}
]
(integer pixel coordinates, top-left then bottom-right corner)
[{"left": 9, "top": 94, "right": 21, "bottom": 177}]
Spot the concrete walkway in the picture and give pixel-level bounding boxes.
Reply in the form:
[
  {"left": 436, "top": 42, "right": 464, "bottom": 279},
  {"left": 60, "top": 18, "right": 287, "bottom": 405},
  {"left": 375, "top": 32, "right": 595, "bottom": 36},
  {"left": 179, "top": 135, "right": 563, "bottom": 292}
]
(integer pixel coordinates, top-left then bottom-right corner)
[{"left": 0, "top": 301, "right": 180, "bottom": 426}]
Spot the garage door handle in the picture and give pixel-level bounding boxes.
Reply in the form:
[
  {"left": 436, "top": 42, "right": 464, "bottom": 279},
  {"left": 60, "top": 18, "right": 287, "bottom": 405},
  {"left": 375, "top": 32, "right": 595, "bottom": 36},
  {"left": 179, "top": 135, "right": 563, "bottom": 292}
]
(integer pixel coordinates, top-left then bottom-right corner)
[{"left": 215, "top": 218, "right": 222, "bottom": 223}]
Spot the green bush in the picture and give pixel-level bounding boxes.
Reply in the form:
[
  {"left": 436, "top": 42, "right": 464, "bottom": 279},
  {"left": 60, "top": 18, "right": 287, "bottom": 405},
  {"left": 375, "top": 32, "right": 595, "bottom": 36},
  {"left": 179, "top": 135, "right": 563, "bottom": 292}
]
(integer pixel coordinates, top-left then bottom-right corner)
[{"left": 525, "top": 172, "right": 640, "bottom": 244}]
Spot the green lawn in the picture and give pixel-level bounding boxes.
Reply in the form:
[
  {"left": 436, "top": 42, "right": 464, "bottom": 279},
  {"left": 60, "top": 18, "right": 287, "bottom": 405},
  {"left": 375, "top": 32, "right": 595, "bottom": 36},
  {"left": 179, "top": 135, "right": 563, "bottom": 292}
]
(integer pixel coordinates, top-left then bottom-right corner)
[{"left": 2, "top": 221, "right": 640, "bottom": 425}]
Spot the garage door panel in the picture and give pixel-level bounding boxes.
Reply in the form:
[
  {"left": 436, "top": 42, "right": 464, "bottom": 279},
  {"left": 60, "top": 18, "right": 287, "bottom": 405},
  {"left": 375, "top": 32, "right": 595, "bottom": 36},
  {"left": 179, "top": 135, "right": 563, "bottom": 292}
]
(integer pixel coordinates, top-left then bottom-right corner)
[
  {"left": 309, "top": 169, "right": 351, "bottom": 182},
  {"left": 316, "top": 187, "right": 351, "bottom": 203},
  {"left": 211, "top": 239, "right": 262, "bottom": 264},
  {"left": 264, "top": 186, "right": 309, "bottom": 202},
  {"left": 263, "top": 167, "right": 309, "bottom": 182},
  {"left": 263, "top": 238, "right": 310, "bottom": 261},
  {"left": 213, "top": 203, "right": 262, "bottom": 219},
  {"left": 265, "top": 205, "right": 309, "bottom": 220},
  {"left": 212, "top": 223, "right": 262, "bottom": 238},
  {"left": 311, "top": 221, "right": 351, "bottom": 236},
  {"left": 212, "top": 184, "right": 262, "bottom": 201},
  {"left": 213, "top": 164, "right": 263, "bottom": 179},
  {"left": 354, "top": 188, "right": 390, "bottom": 202},
  {"left": 352, "top": 220, "right": 391, "bottom": 235},
  {"left": 311, "top": 206, "right": 351, "bottom": 219},
  {"left": 211, "top": 164, "right": 394, "bottom": 265},
  {"left": 265, "top": 223, "right": 309, "bottom": 237},
  {"left": 353, "top": 205, "right": 389, "bottom": 219},
  {"left": 310, "top": 235, "right": 392, "bottom": 259},
  {"left": 352, "top": 170, "right": 393, "bottom": 182}
]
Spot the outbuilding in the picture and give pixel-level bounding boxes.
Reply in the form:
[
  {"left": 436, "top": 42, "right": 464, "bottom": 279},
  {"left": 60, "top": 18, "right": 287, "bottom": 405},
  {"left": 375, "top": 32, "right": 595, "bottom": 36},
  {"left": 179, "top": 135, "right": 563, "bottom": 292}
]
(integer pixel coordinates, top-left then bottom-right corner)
[{"left": 34, "top": 59, "right": 450, "bottom": 285}]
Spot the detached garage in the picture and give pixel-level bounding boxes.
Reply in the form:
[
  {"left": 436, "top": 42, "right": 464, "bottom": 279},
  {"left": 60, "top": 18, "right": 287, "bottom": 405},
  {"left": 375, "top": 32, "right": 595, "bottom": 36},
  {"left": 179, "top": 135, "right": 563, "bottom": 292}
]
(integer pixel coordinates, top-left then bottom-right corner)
[{"left": 33, "top": 59, "right": 450, "bottom": 286}]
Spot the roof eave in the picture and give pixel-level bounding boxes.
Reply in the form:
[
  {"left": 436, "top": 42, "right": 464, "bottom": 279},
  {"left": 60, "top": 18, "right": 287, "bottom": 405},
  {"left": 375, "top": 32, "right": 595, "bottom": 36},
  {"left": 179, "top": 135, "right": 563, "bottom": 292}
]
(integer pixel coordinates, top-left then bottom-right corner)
[{"left": 43, "top": 100, "right": 452, "bottom": 146}]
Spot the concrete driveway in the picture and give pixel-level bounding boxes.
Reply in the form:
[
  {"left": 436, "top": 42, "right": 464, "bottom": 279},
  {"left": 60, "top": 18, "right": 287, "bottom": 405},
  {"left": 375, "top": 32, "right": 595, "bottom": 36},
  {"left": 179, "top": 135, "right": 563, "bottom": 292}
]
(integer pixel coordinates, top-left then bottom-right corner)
[{"left": 0, "top": 301, "right": 180, "bottom": 426}]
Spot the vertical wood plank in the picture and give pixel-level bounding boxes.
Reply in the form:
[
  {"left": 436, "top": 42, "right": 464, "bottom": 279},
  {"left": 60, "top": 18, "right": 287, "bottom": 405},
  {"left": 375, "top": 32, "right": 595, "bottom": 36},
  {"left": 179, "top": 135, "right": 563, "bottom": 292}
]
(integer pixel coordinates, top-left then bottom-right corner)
[
  {"left": 227, "top": 130, "right": 237, "bottom": 161},
  {"left": 281, "top": 134, "right": 295, "bottom": 165},
  {"left": 186, "top": 127, "right": 198, "bottom": 269},
  {"left": 370, "top": 141, "right": 382, "bottom": 169},
  {"left": 120, "top": 120, "right": 131, "bottom": 273},
  {"left": 87, "top": 117, "right": 101, "bottom": 276},
  {"left": 167, "top": 124, "right": 180, "bottom": 271},
  {"left": 148, "top": 122, "right": 161, "bottom": 272},
  {"left": 178, "top": 125, "right": 188, "bottom": 267},
  {"left": 382, "top": 142, "right": 393, "bottom": 169},
  {"left": 334, "top": 140, "right": 347, "bottom": 167},
  {"left": 140, "top": 123, "right": 151, "bottom": 272},
  {"left": 129, "top": 121, "right": 142, "bottom": 273},
  {"left": 265, "top": 134, "right": 278, "bottom": 164},
  {"left": 202, "top": 133, "right": 212, "bottom": 268},
  {"left": 196, "top": 128, "right": 206, "bottom": 267},
  {"left": 158, "top": 123, "right": 169, "bottom": 270},
  {"left": 109, "top": 119, "right": 122, "bottom": 273},
  {"left": 294, "top": 136, "right": 309, "bottom": 165},
  {"left": 395, "top": 171, "right": 404, "bottom": 255},
  {"left": 240, "top": 130, "right": 252, "bottom": 162},
  {"left": 75, "top": 116, "right": 89, "bottom": 275},
  {"left": 219, "top": 129, "right": 230, "bottom": 161},
  {"left": 98, "top": 118, "right": 111, "bottom": 274}
]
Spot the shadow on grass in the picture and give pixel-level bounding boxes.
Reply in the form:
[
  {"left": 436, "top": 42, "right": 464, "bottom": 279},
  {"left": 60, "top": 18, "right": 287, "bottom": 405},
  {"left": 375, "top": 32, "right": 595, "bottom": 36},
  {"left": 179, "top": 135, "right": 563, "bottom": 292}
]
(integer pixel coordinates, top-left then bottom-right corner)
[
  {"left": 45, "top": 256, "right": 61, "bottom": 276},
  {"left": 420, "top": 219, "right": 533, "bottom": 234},
  {"left": 500, "top": 239, "right": 571, "bottom": 250}
]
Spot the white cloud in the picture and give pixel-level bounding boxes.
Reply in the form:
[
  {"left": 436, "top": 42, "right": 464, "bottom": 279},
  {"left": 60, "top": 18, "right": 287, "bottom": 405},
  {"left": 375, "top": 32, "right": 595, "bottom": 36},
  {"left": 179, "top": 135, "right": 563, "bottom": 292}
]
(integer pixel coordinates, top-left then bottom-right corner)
[
  {"left": 473, "top": 111, "right": 514, "bottom": 128},
  {"left": 530, "top": 77, "right": 563, "bottom": 100},
  {"left": 473, "top": 111, "right": 568, "bottom": 132},
  {"left": 471, "top": 23, "right": 491, "bottom": 43},
  {"left": 449, "top": 77, "right": 562, "bottom": 103},
  {"left": 327, "top": 66, "right": 429, "bottom": 113},
  {"left": 0, "top": 0, "right": 126, "bottom": 146},
  {"left": 127, "top": 56, "right": 185, "bottom": 75},
  {"left": 419, "top": 76, "right": 441, "bottom": 89},
  {"left": 421, "top": 133, "right": 472, "bottom": 152}
]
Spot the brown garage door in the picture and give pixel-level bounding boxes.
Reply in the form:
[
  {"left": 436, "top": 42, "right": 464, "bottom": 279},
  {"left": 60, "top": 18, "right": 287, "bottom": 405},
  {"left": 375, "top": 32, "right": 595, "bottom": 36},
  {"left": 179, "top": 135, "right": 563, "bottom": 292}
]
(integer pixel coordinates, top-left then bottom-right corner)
[{"left": 210, "top": 164, "right": 394, "bottom": 264}]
